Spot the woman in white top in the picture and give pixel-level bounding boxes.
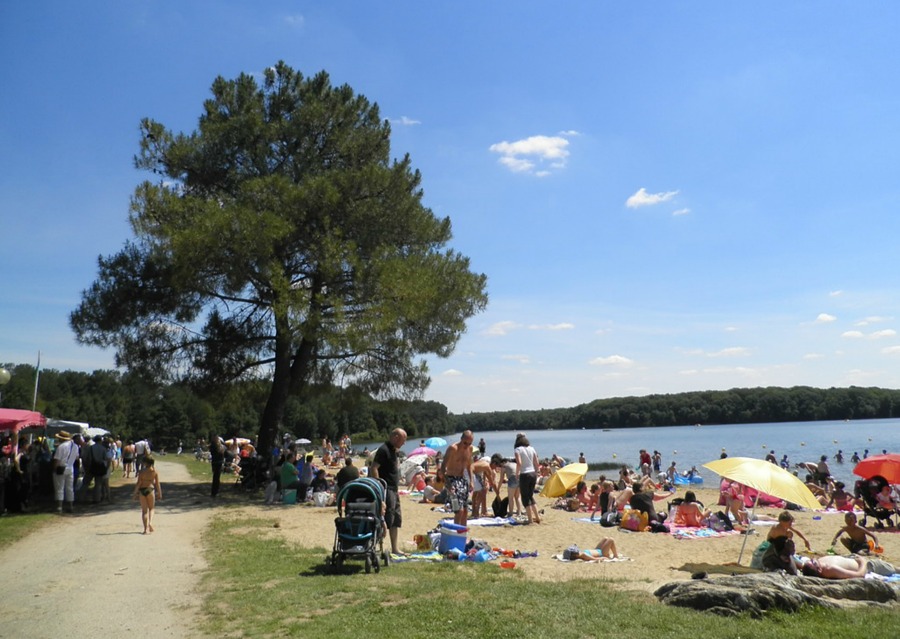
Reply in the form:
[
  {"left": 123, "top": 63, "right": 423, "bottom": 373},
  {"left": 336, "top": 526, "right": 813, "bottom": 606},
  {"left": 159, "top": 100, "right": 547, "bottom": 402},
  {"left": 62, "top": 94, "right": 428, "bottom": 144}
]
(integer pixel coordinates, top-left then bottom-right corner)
[{"left": 514, "top": 433, "right": 541, "bottom": 524}]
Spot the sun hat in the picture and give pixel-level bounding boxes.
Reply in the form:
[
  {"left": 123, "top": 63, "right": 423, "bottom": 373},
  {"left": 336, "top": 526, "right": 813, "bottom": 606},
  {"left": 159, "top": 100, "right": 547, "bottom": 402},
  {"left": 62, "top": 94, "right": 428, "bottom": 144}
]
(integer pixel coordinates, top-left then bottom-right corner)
[{"left": 56, "top": 431, "right": 72, "bottom": 441}]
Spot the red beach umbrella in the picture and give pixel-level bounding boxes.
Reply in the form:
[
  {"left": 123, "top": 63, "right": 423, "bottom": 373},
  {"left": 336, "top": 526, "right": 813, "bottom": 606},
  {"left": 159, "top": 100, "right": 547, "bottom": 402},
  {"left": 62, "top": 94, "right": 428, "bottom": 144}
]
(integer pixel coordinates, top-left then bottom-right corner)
[{"left": 853, "top": 454, "right": 900, "bottom": 485}]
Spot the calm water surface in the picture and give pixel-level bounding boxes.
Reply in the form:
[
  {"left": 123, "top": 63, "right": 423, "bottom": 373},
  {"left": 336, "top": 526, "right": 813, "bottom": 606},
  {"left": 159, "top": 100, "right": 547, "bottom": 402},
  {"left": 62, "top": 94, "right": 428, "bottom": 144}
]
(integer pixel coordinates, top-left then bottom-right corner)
[{"left": 401, "top": 418, "right": 900, "bottom": 486}]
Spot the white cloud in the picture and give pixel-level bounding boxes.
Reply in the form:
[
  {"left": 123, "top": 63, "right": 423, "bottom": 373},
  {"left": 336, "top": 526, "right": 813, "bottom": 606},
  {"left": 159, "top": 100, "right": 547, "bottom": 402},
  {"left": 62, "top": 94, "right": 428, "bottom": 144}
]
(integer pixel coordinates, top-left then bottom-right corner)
[
  {"left": 441, "top": 369, "right": 463, "bottom": 376},
  {"left": 856, "top": 316, "right": 892, "bottom": 326},
  {"left": 829, "top": 290, "right": 843, "bottom": 297},
  {"left": 626, "top": 187, "right": 679, "bottom": 209},
  {"left": 589, "top": 355, "right": 634, "bottom": 366},
  {"left": 803, "top": 353, "right": 825, "bottom": 360},
  {"left": 558, "top": 130, "right": 580, "bottom": 137},
  {"left": 483, "top": 321, "right": 521, "bottom": 336},
  {"left": 882, "top": 346, "right": 900, "bottom": 355},
  {"left": 528, "top": 323, "right": 575, "bottom": 331},
  {"left": 842, "top": 331, "right": 864, "bottom": 339},
  {"left": 284, "top": 14, "right": 304, "bottom": 27},
  {"left": 672, "top": 208, "right": 691, "bottom": 216},
  {"left": 489, "top": 135, "right": 571, "bottom": 176},
  {"left": 392, "top": 115, "right": 421, "bottom": 126},
  {"left": 870, "top": 329, "right": 897, "bottom": 339},
  {"left": 708, "top": 347, "right": 751, "bottom": 358},
  {"left": 502, "top": 354, "right": 531, "bottom": 364},
  {"left": 815, "top": 313, "right": 837, "bottom": 323}
]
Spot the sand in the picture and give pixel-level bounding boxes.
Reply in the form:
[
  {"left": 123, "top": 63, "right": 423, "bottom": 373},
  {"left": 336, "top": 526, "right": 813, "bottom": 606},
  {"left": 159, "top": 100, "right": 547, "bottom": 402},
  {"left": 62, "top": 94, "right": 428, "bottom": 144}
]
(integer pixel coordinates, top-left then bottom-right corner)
[{"left": 253, "top": 479, "right": 900, "bottom": 592}]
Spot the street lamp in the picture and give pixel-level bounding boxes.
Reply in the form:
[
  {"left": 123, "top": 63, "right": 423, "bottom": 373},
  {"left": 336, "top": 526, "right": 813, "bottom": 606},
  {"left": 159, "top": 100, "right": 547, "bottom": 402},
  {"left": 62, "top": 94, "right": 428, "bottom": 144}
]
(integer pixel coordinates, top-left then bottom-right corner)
[{"left": 0, "top": 367, "right": 9, "bottom": 406}]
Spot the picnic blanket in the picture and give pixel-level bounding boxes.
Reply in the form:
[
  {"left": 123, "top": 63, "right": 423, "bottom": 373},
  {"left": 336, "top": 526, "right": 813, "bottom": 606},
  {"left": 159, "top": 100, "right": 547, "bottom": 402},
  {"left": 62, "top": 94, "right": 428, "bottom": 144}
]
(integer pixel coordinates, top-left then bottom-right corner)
[
  {"left": 447, "top": 516, "right": 520, "bottom": 527},
  {"left": 389, "top": 551, "right": 444, "bottom": 562}
]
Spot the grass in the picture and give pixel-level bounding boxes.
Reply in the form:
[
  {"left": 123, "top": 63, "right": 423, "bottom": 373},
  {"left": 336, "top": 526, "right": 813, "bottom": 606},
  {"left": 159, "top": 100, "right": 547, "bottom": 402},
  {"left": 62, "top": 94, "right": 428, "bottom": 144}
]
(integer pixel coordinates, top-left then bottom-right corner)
[{"left": 199, "top": 514, "right": 900, "bottom": 639}]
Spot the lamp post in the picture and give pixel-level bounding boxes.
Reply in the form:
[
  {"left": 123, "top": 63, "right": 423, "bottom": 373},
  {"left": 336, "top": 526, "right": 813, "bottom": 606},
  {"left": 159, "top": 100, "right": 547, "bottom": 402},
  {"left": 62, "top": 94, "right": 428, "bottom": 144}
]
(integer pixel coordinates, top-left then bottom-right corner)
[{"left": 0, "top": 367, "right": 9, "bottom": 406}]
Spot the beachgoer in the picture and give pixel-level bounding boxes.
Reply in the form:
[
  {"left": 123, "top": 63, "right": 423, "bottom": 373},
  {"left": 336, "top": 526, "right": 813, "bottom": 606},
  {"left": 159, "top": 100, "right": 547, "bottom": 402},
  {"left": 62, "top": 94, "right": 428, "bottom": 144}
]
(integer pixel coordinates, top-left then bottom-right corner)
[
  {"left": 831, "top": 512, "right": 878, "bottom": 555},
  {"left": 590, "top": 480, "right": 616, "bottom": 521},
  {"left": 52, "top": 431, "right": 82, "bottom": 514},
  {"left": 471, "top": 454, "right": 498, "bottom": 519},
  {"left": 673, "top": 490, "right": 709, "bottom": 527},
  {"left": 628, "top": 482, "right": 669, "bottom": 526},
  {"left": 875, "top": 484, "right": 899, "bottom": 515},
  {"left": 652, "top": 450, "right": 662, "bottom": 473},
  {"left": 578, "top": 452, "right": 586, "bottom": 464},
  {"left": 825, "top": 481, "right": 859, "bottom": 512},
  {"left": 851, "top": 451, "right": 860, "bottom": 464},
  {"left": 816, "top": 455, "right": 831, "bottom": 484},
  {"left": 665, "top": 461, "right": 677, "bottom": 485},
  {"left": 779, "top": 454, "right": 789, "bottom": 469},
  {"left": 767, "top": 510, "right": 811, "bottom": 551},
  {"left": 801, "top": 554, "right": 897, "bottom": 579},
  {"left": 209, "top": 435, "right": 225, "bottom": 498},
  {"left": 567, "top": 538, "right": 618, "bottom": 561},
  {"left": 132, "top": 455, "right": 161, "bottom": 534},
  {"left": 370, "top": 428, "right": 407, "bottom": 555},
  {"left": 334, "top": 456, "right": 360, "bottom": 492},
  {"left": 122, "top": 440, "right": 135, "bottom": 478},
  {"left": 438, "top": 430, "right": 475, "bottom": 526},
  {"left": 723, "top": 481, "right": 750, "bottom": 526},
  {"left": 489, "top": 453, "right": 521, "bottom": 516},
  {"left": 834, "top": 449, "right": 844, "bottom": 463},
  {"left": 514, "top": 433, "right": 541, "bottom": 524},
  {"left": 765, "top": 450, "right": 777, "bottom": 464},
  {"left": 477, "top": 438, "right": 486, "bottom": 456}
]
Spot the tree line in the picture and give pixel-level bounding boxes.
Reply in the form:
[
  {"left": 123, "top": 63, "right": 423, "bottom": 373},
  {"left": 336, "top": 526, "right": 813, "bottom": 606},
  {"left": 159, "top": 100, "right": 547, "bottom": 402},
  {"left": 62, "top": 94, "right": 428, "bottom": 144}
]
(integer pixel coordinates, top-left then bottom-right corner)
[
  {"left": 0, "top": 364, "right": 452, "bottom": 450},
  {"left": 4, "top": 363, "right": 899, "bottom": 449},
  {"left": 454, "top": 385, "right": 900, "bottom": 433}
]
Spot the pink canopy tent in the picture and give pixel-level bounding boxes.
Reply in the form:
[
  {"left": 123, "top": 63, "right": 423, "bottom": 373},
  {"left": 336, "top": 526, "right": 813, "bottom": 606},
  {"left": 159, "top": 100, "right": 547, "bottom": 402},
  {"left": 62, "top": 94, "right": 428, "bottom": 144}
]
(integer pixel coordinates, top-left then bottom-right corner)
[{"left": 0, "top": 408, "right": 47, "bottom": 432}]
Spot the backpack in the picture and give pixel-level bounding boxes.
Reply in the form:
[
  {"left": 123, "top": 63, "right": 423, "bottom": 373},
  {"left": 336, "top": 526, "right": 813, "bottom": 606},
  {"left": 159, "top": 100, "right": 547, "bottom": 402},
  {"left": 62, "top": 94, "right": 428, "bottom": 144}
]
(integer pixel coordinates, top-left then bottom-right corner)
[{"left": 492, "top": 495, "right": 509, "bottom": 517}]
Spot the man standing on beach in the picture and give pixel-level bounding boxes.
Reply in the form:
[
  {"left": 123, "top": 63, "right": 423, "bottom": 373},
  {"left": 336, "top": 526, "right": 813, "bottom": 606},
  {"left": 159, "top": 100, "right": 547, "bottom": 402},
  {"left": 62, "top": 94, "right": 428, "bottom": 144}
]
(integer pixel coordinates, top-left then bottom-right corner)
[
  {"left": 371, "top": 428, "right": 407, "bottom": 555},
  {"left": 438, "top": 430, "right": 474, "bottom": 526}
]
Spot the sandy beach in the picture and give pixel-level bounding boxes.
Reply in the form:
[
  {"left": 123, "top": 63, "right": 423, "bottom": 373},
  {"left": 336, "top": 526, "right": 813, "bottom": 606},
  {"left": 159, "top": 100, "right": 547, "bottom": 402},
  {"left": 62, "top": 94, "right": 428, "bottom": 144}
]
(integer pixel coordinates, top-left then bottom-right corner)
[{"left": 247, "top": 478, "right": 900, "bottom": 592}]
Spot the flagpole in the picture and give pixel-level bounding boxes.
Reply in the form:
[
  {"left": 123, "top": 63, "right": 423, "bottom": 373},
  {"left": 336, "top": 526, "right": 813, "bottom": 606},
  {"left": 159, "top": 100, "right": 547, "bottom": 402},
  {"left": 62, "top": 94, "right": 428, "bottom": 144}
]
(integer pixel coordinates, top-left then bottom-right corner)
[{"left": 32, "top": 351, "right": 41, "bottom": 411}]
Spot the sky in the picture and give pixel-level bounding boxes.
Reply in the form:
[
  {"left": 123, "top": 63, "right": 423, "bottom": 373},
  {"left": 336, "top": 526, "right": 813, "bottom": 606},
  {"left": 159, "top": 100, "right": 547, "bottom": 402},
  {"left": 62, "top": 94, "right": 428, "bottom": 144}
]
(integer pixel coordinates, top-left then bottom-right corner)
[{"left": 3, "top": 2, "right": 900, "bottom": 416}]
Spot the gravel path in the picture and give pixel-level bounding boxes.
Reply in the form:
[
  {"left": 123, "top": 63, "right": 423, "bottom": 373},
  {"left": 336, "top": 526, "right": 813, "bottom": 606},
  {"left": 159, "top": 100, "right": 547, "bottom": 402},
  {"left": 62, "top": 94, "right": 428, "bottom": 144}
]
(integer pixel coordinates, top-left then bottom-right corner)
[{"left": 1, "top": 461, "right": 213, "bottom": 639}]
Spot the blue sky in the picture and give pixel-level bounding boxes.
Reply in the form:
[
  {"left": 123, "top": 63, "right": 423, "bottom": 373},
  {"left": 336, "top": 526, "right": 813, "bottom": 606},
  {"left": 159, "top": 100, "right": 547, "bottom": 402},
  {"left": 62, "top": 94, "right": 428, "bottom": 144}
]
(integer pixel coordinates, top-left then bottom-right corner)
[{"left": 3, "top": 2, "right": 900, "bottom": 415}]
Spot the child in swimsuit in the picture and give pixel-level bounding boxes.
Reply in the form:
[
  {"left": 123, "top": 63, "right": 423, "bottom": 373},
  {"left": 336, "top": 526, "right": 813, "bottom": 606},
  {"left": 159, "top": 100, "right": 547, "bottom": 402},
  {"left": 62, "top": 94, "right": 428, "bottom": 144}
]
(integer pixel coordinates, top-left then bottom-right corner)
[
  {"left": 831, "top": 512, "right": 878, "bottom": 554},
  {"left": 132, "top": 455, "right": 162, "bottom": 534}
]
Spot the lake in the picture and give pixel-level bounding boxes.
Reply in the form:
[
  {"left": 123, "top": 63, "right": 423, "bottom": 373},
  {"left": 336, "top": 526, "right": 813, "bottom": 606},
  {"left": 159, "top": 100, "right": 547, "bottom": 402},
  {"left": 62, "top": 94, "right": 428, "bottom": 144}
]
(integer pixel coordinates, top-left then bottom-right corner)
[{"left": 401, "top": 418, "right": 900, "bottom": 487}]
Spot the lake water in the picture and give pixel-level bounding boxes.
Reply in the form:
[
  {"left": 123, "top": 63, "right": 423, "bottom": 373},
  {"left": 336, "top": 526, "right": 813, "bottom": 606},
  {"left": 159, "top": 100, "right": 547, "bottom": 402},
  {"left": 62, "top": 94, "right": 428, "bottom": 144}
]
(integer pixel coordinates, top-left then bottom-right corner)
[{"left": 401, "top": 418, "right": 900, "bottom": 487}]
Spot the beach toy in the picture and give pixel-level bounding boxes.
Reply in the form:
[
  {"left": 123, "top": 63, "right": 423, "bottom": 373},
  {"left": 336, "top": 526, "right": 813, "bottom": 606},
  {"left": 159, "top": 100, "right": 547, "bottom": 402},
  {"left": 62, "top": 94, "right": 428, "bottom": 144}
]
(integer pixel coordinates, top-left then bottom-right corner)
[{"left": 500, "top": 560, "right": 516, "bottom": 569}]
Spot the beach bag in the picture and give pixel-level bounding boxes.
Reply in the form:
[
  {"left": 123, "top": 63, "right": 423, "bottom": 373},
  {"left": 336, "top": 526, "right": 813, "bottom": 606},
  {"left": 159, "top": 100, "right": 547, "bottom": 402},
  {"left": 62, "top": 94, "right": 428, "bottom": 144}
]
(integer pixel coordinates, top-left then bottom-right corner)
[
  {"left": 562, "top": 545, "right": 580, "bottom": 560},
  {"left": 599, "top": 511, "right": 619, "bottom": 527},
  {"left": 492, "top": 495, "right": 509, "bottom": 517},
  {"left": 620, "top": 509, "right": 648, "bottom": 532},
  {"left": 648, "top": 520, "right": 670, "bottom": 534},
  {"left": 750, "top": 541, "right": 770, "bottom": 570}
]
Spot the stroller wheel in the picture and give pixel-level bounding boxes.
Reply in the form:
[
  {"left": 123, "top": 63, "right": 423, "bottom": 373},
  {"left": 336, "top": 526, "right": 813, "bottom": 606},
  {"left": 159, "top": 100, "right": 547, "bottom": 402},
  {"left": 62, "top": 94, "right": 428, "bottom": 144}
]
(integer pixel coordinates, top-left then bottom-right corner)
[
  {"left": 365, "top": 555, "right": 372, "bottom": 574},
  {"left": 383, "top": 550, "right": 391, "bottom": 568},
  {"left": 373, "top": 555, "right": 381, "bottom": 573}
]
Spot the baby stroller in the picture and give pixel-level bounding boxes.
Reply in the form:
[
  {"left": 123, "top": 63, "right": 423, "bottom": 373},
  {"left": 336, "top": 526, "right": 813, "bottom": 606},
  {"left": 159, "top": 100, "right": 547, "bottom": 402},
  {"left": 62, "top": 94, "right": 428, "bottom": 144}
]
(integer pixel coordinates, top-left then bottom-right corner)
[
  {"left": 329, "top": 477, "right": 390, "bottom": 574},
  {"left": 855, "top": 475, "right": 896, "bottom": 529}
]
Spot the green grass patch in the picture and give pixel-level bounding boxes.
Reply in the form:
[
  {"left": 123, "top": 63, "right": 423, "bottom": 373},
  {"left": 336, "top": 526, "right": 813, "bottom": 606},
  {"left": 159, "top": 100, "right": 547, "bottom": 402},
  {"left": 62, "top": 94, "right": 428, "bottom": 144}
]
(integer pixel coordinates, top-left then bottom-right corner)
[
  {"left": 199, "top": 514, "right": 900, "bottom": 639},
  {"left": 0, "top": 511, "right": 55, "bottom": 544}
]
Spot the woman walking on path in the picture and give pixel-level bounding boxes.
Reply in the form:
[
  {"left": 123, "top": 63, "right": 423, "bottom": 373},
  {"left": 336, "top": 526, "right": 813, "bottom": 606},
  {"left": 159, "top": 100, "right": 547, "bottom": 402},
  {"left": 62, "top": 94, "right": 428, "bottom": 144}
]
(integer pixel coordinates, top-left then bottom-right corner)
[
  {"left": 133, "top": 455, "right": 162, "bottom": 534},
  {"left": 514, "top": 433, "right": 541, "bottom": 524}
]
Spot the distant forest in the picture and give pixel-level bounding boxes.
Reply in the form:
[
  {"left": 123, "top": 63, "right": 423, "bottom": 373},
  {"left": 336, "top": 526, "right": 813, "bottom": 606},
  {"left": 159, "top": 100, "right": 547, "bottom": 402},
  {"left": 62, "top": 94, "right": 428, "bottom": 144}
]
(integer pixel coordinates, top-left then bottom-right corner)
[
  {"left": 454, "top": 386, "right": 900, "bottom": 433},
  {"left": 3, "top": 363, "right": 898, "bottom": 450}
]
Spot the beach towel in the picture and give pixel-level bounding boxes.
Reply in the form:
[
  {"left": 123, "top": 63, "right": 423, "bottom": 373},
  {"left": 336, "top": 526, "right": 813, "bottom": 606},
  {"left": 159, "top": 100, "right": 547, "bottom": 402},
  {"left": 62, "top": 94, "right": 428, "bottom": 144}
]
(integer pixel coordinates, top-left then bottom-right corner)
[
  {"left": 389, "top": 551, "right": 444, "bottom": 562},
  {"left": 669, "top": 525, "right": 741, "bottom": 540},
  {"left": 442, "top": 517, "right": 518, "bottom": 527},
  {"left": 552, "top": 553, "right": 631, "bottom": 563}
]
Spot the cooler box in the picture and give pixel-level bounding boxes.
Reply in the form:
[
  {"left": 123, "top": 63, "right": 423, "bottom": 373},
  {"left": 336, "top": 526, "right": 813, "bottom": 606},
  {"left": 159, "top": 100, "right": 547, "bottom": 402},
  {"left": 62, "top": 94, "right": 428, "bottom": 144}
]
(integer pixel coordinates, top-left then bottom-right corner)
[
  {"left": 438, "top": 522, "right": 468, "bottom": 554},
  {"left": 282, "top": 489, "right": 297, "bottom": 504}
]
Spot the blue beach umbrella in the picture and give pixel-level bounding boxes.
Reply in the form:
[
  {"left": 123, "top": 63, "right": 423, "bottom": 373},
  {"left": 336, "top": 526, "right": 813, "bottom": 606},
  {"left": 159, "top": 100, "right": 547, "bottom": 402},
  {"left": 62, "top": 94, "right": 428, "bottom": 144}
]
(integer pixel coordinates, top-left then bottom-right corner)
[{"left": 424, "top": 437, "right": 448, "bottom": 448}]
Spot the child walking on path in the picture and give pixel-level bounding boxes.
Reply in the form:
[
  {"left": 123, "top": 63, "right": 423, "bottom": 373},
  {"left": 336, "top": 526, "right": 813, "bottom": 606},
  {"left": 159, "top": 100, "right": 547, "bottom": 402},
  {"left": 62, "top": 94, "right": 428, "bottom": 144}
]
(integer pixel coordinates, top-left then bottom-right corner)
[{"left": 133, "top": 455, "right": 162, "bottom": 534}]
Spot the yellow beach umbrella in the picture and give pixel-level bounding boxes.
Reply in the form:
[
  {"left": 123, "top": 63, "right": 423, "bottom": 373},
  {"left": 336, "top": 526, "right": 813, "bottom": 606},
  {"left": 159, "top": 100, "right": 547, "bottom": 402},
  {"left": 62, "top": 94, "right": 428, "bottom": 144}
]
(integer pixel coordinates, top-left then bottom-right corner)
[
  {"left": 539, "top": 462, "right": 588, "bottom": 498},
  {"left": 703, "top": 456, "right": 822, "bottom": 564},
  {"left": 703, "top": 456, "right": 821, "bottom": 510}
]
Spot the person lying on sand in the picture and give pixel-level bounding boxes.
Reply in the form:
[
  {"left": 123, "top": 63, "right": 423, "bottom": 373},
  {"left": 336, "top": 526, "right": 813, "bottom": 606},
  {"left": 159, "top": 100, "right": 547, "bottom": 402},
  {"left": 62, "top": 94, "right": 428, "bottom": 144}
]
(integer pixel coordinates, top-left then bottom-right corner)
[
  {"left": 564, "top": 538, "right": 619, "bottom": 561},
  {"left": 800, "top": 554, "right": 897, "bottom": 579}
]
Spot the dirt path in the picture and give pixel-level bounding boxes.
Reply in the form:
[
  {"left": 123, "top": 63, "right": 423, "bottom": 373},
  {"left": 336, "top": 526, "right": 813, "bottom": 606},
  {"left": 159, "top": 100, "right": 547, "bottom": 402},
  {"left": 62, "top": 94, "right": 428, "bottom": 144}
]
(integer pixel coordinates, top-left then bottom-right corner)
[{"left": 0, "top": 461, "right": 213, "bottom": 639}]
